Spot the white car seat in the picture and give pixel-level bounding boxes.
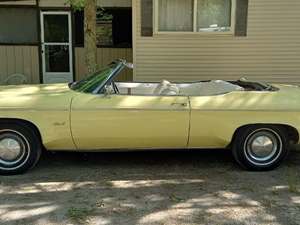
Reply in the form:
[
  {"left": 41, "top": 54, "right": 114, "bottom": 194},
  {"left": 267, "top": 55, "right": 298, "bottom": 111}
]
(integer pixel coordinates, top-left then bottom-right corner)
[
  {"left": 153, "top": 80, "right": 179, "bottom": 96},
  {"left": 179, "top": 80, "right": 244, "bottom": 96}
]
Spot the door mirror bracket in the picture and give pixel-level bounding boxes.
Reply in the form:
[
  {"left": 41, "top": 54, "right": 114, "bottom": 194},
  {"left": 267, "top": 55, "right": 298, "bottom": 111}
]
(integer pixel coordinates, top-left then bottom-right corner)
[{"left": 102, "top": 85, "right": 114, "bottom": 97}]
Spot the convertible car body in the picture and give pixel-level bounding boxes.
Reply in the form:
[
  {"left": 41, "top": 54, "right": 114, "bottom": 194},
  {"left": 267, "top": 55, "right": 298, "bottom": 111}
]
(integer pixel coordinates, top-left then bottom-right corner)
[{"left": 0, "top": 60, "right": 299, "bottom": 175}]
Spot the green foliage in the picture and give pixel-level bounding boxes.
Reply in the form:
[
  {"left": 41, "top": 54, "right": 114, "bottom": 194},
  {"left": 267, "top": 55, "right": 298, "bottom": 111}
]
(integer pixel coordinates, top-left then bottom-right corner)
[
  {"left": 66, "top": 0, "right": 114, "bottom": 19},
  {"left": 66, "top": 207, "right": 94, "bottom": 224},
  {"left": 288, "top": 172, "right": 299, "bottom": 193},
  {"left": 67, "top": 0, "right": 85, "bottom": 10},
  {"left": 97, "top": 8, "right": 113, "bottom": 21}
]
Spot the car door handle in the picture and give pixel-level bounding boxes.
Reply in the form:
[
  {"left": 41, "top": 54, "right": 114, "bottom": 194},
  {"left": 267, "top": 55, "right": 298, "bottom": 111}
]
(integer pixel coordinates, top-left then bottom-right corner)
[{"left": 171, "top": 102, "right": 188, "bottom": 107}]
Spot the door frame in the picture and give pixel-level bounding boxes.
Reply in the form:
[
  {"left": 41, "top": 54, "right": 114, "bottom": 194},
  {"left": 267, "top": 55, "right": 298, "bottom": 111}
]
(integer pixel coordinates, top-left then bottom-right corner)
[{"left": 40, "top": 11, "right": 73, "bottom": 83}]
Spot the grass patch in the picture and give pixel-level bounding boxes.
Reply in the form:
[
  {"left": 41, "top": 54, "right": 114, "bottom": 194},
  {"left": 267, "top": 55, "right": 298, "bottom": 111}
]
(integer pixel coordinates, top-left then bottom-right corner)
[
  {"left": 262, "top": 197, "right": 276, "bottom": 208},
  {"left": 66, "top": 207, "right": 94, "bottom": 224},
  {"left": 271, "top": 189, "right": 280, "bottom": 196},
  {"left": 169, "top": 193, "right": 184, "bottom": 202},
  {"left": 287, "top": 170, "right": 299, "bottom": 194}
]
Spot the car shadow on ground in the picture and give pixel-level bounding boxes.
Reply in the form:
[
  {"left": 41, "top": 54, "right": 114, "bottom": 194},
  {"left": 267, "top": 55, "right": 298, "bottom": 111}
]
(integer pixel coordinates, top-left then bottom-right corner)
[{"left": 1, "top": 149, "right": 300, "bottom": 225}]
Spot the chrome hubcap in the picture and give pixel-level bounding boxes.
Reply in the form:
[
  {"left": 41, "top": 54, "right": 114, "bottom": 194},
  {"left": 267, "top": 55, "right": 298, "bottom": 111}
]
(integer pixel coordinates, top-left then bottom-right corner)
[
  {"left": 0, "top": 137, "right": 24, "bottom": 165},
  {"left": 250, "top": 135, "right": 276, "bottom": 160},
  {"left": 244, "top": 129, "right": 282, "bottom": 166}
]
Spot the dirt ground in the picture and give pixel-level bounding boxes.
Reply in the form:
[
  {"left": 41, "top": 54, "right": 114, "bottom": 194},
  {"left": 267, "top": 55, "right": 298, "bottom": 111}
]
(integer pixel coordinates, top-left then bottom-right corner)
[{"left": 0, "top": 149, "right": 300, "bottom": 225}]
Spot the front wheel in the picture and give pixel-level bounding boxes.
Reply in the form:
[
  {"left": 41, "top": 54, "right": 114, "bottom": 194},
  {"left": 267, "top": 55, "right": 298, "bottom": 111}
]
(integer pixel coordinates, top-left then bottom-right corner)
[
  {"left": 232, "top": 125, "right": 289, "bottom": 171},
  {"left": 0, "top": 123, "right": 41, "bottom": 175}
]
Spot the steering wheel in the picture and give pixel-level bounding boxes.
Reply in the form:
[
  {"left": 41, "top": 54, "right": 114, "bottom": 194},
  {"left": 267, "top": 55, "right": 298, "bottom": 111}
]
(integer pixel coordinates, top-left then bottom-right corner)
[{"left": 112, "top": 80, "right": 119, "bottom": 94}]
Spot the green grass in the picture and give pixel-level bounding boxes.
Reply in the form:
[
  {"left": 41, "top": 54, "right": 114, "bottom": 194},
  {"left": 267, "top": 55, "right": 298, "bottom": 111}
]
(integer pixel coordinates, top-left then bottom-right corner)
[
  {"left": 287, "top": 170, "right": 299, "bottom": 194},
  {"left": 66, "top": 207, "right": 94, "bottom": 224}
]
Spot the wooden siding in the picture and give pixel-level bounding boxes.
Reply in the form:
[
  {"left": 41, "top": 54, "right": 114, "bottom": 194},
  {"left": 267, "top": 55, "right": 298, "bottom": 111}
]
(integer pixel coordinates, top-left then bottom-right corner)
[
  {"left": 133, "top": 0, "right": 300, "bottom": 84},
  {"left": 0, "top": 46, "right": 40, "bottom": 84},
  {"left": 38, "top": 0, "right": 131, "bottom": 7},
  {"left": 0, "top": 0, "right": 131, "bottom": 7},
  {"left": 75, "top": 48, "right": 133, "bottom": 81},
  {"left": 39, "top": 0, "right": 69, "bottom": 7},
  {"left": 97, "top": 0, "right": 131, "bottom": 7},
  {"left": 0, "top": 0, "right": 35, "bottom": 5}
]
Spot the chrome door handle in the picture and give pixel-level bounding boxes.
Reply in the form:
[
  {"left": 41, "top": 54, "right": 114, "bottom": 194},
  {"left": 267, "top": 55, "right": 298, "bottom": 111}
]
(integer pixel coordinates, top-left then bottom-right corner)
[{"left": 171, "top": 102, "right": 188, "bottom": 107}]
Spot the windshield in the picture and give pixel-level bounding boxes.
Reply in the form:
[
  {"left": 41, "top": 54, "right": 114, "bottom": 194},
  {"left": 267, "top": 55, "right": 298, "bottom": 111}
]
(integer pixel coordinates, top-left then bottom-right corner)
[{"left": 70, "top": 63, "right": 117, "bottom": 93}]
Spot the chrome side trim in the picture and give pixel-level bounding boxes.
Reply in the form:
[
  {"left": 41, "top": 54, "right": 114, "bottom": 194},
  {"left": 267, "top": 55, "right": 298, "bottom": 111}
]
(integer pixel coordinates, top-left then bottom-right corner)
[
  {"left": 72, "top": 108, "right": 190, "bottom": 112},
  {"left": 0, "top": 108, "right": 69, "bottom": 112},
  {"left": 191, "top": 109, "right": 300, "bottom": 112}
]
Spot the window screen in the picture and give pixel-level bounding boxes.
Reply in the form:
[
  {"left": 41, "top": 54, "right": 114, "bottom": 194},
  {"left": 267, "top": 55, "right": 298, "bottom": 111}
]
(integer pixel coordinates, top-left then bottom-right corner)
[
  {"left": 74, "top": 8, "right": 132, "bottom": 48},
  {"left": 0, "top": 8, "right": 38, "bottom": 44},
  {"left": 197, "top": 0, "right": 231, "bottom": 32},
  {"left": 158, "top": 0, "right": 193, "bottom": 32}
]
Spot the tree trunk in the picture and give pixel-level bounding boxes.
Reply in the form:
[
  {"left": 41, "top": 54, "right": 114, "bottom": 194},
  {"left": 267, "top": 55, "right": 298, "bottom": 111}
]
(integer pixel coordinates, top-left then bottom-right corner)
[{"left": 84, "top": 0, "right": 97, "bottom": 73}]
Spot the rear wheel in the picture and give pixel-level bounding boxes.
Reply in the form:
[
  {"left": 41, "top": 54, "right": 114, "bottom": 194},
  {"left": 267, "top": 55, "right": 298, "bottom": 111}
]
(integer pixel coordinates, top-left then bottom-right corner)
[
  {"left": 232, "top": 125, "right": 289, "bottom": 171},
  {"left": 0, "top": 123, "right": 41, "bottom": 175}
]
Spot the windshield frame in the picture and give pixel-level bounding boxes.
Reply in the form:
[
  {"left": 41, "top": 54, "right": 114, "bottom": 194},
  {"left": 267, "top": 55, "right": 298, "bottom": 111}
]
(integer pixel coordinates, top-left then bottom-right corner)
[
  {"left": 93, "top": 62, "right": 125, "bottom": 94},
  {"left": 70, "top": 60, "right": 125, "bottom": 94}
]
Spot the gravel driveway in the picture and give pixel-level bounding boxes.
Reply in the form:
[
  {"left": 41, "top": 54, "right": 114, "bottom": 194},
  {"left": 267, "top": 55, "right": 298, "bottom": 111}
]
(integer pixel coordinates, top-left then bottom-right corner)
[{"left": 0, "top": 149, "right": 300, "bottom": 225}]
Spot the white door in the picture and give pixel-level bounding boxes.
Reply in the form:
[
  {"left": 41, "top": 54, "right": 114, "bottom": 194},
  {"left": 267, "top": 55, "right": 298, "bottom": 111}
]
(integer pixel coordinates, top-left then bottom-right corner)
[{"left": 41, "top": 11, "right": 73, "bottom": 84}]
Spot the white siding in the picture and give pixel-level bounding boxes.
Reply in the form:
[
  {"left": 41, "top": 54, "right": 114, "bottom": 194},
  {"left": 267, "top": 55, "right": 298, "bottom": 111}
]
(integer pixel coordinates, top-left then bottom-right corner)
[{"left": 133, "top": 0, "right": 300, "bottom": 84}]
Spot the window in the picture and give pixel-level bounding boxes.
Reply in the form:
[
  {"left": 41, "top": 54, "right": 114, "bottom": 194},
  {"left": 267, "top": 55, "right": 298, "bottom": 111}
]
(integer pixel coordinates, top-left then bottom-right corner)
[
  {"left": 96, "top": 10, "right": 113, "bottom": 46},
  {"left": 156, "top": 0, "right": 235, "bottom": 33},
  {"left": 74, "top": 8, "right": 132, "bottom": 48},
  {"left": 0, "top": 8, "right": 38, "bottom": 44}
]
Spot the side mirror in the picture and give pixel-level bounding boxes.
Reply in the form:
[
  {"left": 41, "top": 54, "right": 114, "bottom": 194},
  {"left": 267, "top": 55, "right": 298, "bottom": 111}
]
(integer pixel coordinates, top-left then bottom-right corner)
[
  {"left": 103, "top": 85, "right": 114, "bottom": 96},
  {"left": 103, "top": 86, "right": 109, "bottom": 96}
]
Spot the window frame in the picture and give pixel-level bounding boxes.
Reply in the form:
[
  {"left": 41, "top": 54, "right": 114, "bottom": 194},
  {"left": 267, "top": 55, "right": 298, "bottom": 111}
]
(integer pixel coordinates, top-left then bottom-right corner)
[{"left": 153, "top": 0, "right": 236, "bottom": 35}]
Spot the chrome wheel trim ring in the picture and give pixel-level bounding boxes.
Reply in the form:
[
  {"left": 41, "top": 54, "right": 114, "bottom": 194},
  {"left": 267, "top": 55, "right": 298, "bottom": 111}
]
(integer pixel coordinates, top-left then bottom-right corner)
[
  {"left": 243, "top": 128, "right": 283, "bottom": 166},
  {"left": 0, "top": 130, "right": 31, "bottom": 171}
]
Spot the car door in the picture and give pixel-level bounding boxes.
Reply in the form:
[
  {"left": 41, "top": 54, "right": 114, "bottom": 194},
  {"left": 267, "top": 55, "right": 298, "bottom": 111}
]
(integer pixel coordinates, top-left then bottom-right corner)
[{"left": 71, "top": 93, "right": 190, "bottom": 150}]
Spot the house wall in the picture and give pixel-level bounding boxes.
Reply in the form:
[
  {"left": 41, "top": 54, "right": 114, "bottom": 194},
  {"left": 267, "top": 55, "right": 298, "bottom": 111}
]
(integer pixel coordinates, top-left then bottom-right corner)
[
  {"left": 0, "top": 46, "right": 40, "bottom": 84},
  {"left": 0, "top": 0, "right": 35, "bottom": 5},
  {"left": 38, "top": 0, "right": 132, "bottom": 7},
  {"left": 97, "top": 0, "right": 131, "bottom": 7},
  {"left": 133, "top": 0, "right": 300, "bottom": 84},
  {"left": 0, "top": 0, "right": 132, "bottom": 7},
  {"left": 0, "top": 0, "right": 132, "bottom": 84}
]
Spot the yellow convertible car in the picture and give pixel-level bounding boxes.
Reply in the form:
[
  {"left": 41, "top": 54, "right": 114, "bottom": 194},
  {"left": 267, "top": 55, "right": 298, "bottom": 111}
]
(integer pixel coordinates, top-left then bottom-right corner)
[{"left": 0, "top": 60, "right": 299, "bottom": 175}]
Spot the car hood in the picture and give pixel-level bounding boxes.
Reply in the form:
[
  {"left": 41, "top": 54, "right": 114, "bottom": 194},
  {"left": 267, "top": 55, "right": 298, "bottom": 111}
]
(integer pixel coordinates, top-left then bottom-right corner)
[{"left": 0, "top": 83, "right": 77, "bottom": 109}]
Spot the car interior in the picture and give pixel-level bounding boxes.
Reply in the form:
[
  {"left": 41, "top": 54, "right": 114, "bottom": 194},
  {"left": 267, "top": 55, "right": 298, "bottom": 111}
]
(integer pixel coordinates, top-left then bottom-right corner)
[{"left": 111, "top": 80, "right": 245, "bottom": 96}]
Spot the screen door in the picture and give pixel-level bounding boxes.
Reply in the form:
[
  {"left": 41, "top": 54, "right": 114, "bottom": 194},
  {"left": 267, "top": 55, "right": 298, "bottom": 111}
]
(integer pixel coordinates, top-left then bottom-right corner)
[{"left": 41, "top": 11, "right": 73, "bottom": 83}]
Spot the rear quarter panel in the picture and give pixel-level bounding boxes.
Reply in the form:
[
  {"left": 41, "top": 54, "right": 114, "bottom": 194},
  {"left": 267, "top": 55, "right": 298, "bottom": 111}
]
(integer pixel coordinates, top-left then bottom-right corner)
[{"left": 189, "top": 86, "right": 300, "bottom": 148}]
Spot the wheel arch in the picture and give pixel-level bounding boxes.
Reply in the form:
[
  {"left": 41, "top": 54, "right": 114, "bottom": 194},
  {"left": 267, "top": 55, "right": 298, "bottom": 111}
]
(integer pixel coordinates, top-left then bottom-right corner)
[
  {"left": 0, "top": 118, "right": 43, "bottom": 144},
  {"left": 229, "top": 123, "right": 299, "bottom": 147}
]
